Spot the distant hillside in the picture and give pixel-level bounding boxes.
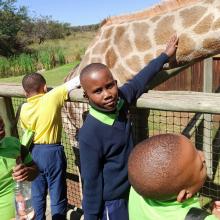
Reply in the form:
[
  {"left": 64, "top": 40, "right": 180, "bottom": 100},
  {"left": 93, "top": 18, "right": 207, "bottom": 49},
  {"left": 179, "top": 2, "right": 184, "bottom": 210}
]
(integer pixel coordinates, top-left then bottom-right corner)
[
  {"left": 0, "top": 31, "right": 97, "bottom": 78},
  {"left": 71, "top": 23, "right": 100, "bottom": 32}
]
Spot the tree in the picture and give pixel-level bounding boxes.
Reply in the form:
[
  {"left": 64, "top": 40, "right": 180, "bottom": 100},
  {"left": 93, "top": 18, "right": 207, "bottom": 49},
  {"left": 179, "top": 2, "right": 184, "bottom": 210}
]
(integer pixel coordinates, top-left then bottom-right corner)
[
  {"left": 0, "top": 0, "right": 28, "bottom": 56},
  {"left": 30, "top": 16, "right": 72, "bottom": 44}
]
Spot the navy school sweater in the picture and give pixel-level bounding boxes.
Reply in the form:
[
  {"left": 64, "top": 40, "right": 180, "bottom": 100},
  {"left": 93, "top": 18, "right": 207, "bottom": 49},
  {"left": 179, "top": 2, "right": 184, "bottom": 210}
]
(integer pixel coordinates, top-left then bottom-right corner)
[{"left": 79, "top": 53, "right": 169, "bottom": 220}]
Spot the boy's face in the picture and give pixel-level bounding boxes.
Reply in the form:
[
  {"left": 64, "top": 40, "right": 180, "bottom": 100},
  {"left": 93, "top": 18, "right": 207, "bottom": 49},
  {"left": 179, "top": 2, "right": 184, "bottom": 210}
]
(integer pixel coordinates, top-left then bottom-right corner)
[
  {"left": 82, "top": 68, "right": 118, "bottom": 111},
  {"left": 0, "top": 118, "right": 5, "bottom": 140},
  {"left": 179, "top": 137, "right": 207, "bottom": 195}
]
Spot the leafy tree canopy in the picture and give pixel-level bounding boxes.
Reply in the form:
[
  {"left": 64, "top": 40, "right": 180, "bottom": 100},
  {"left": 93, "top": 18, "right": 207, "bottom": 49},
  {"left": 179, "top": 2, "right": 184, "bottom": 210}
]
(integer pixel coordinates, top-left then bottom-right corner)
[{"left": 0, "top": 0, "right": 28, "bottom": 56}]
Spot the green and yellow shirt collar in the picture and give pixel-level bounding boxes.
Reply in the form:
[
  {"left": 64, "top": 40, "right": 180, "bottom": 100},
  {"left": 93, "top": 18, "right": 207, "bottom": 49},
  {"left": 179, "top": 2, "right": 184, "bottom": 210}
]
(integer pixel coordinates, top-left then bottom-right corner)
[{"left": 89, "top": 99, "right": 124, "bottom": 126}]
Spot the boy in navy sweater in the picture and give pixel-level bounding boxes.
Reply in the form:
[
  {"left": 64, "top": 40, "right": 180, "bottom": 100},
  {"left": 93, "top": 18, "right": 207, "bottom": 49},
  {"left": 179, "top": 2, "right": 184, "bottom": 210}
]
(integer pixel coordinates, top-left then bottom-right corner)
[{"left": 79, "top": 34, "right": 178, "bottom": 220}]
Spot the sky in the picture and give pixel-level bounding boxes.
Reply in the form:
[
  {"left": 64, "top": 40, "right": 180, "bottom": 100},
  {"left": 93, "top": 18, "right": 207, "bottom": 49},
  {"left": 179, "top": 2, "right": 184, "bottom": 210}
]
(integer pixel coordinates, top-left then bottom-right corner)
[{"left": 16, "top": 0, "right": 161, "bottom": 26}]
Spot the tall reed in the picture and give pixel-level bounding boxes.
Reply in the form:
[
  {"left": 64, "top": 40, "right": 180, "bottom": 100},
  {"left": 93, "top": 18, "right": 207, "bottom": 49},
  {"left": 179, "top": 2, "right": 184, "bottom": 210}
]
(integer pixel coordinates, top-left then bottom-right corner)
[{"left": 0, "top": 48, "right": 67, "bottom": 78}]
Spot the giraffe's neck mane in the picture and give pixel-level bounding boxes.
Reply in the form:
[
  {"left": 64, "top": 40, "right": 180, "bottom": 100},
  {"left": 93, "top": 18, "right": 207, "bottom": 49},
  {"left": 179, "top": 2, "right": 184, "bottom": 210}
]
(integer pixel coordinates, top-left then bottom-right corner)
[{"left": 103, "top": 0, "right": 199, "bottom": 26}]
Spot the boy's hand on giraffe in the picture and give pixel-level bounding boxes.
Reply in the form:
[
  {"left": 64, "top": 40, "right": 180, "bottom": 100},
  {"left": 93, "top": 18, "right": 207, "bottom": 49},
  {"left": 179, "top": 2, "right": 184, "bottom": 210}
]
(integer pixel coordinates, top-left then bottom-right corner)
[{"left": 164, "top": 34, "right": 178, "bottom": 58}]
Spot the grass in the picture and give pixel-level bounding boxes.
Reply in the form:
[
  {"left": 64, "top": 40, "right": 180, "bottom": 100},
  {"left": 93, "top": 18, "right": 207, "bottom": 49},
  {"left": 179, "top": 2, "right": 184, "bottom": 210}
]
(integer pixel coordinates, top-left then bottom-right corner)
[
  {"left": 0, "top": 61, "right": 79, "bottom": 86},
  {"left": 0, "top": 31, "right": 96, "bottom": 79},
  {"left": 29, "top": 31, "right": 96, "bottom": 63},
  {"left": 0, "top": 49, "right": 68, "bottom": 78}
]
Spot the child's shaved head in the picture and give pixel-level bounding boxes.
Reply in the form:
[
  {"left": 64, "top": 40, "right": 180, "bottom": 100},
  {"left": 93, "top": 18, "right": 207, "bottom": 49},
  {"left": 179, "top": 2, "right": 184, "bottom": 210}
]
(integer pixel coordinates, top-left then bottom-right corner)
[
  {"left": 128, "top": 134, "right": 199, "bottom": 201},
  {"left": 80, "top": 63, "right": 111, "bottom": 87},
  {"left": 79, "top": 63, "right": 118, "bottom": 111},
  {"left": 22, "top": 72, "right": 46, "bottom": 94}
]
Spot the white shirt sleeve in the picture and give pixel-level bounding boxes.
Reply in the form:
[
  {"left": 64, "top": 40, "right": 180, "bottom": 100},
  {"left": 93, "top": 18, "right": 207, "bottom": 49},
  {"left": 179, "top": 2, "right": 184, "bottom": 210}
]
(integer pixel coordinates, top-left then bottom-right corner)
[{"left": 64, "top": 75, "right": 80, "bottom": 92}]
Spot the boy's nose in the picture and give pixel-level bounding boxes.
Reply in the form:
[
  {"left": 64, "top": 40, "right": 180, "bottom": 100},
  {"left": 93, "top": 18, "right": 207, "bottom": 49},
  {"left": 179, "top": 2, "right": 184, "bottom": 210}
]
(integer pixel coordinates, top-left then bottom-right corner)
[{"left": 103, "top": 90, "right": 111, "bottom": 99}]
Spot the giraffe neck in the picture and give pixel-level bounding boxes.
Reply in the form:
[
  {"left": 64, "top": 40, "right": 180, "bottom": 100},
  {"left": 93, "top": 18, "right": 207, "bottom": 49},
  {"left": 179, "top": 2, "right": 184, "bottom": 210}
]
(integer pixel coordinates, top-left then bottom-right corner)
[
  {"left": 75, "top": 0, "right": 220, "bottom": 85},
  {"left": 104, "top": 0, "right": 198, "bottom": 26}
]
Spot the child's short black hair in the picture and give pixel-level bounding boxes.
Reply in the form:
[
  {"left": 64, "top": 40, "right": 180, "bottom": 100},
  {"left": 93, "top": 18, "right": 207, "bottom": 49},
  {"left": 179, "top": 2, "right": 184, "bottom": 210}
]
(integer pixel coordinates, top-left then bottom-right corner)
[
  {"left": 128, "top": 133, "right": 188, "bottom": 201},
  {"left": 22, "top": 72, "right": 46, "bottom": 93}
]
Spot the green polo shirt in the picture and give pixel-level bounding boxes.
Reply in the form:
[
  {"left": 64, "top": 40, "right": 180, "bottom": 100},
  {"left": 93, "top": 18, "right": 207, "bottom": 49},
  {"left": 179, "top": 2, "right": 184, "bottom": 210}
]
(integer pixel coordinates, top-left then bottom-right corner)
[
  {"left": 129, "top": 187, "right": 217, "bottom": 220},
  {"left": 0, "top": 136, "right": 32, "bottom": 220}
]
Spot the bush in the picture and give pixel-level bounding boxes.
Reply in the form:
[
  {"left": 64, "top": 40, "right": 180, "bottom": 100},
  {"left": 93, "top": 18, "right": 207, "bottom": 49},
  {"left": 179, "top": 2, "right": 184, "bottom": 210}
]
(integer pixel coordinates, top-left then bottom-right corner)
[{"left": 0, "top": 48, "right": 67, "bottom": 77}]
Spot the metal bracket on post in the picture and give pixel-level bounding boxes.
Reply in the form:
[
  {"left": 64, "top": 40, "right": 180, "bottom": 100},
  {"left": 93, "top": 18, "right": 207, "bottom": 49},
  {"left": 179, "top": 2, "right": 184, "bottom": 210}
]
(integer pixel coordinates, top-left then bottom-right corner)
[{"left": 130, "top": 106, "right": 149, "bottom": 145}]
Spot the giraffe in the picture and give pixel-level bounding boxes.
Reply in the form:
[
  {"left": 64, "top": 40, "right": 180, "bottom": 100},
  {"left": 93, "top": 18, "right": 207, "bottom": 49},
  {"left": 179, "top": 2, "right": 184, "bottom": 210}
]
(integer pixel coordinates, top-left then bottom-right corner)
[
  {"left": 63, "top": 0, "right": 220, "bottom": 139},
  {"left": 69, "top": 0, "right": 220, "bottom": 85}
]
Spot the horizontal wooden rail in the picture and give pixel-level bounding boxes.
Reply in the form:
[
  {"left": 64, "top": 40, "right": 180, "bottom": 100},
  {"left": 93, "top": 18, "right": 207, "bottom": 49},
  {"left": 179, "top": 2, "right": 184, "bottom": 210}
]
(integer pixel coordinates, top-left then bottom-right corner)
[
  {"left": 1, "top": 84, "right": 220, "bottom": 114},
  {"left": 137, "top": 91, "right": 220, "bottom": 114}
]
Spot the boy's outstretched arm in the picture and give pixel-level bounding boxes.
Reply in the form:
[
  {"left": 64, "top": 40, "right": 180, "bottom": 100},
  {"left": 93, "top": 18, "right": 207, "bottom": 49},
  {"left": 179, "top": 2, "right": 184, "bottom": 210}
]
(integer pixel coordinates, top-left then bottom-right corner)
[{"left": 64, "top": 75, "right": 81, "bottom": 92}]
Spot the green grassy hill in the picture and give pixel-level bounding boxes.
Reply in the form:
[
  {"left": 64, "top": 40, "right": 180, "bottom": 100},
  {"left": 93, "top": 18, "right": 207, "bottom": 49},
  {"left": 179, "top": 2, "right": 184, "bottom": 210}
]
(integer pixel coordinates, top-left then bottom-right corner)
[
  {"left": 0, "top": 62, "right": 79, "bottom": 86},
  {"left": 29, "top": 31, "right": 96, "bottom": 63},
  {"left": 0, "top": 31, "right": 96, "bottom": 85}
]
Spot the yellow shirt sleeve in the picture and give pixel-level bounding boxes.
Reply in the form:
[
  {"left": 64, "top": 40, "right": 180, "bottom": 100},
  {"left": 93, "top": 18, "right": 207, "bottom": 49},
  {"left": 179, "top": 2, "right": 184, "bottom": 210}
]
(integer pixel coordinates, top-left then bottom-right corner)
[
  {"left": 20, "top": 84, "right": 69, "bottom": 144},
  {"left": 44, "top": 84, "right": 68, "bottom": 107}
]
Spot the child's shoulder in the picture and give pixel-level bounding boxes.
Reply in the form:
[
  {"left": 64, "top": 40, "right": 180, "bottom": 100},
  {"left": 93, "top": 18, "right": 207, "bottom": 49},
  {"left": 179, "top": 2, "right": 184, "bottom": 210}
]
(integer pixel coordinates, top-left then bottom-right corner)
[
  {"left": 79, "top": 114, "right": 105, "bottom": 138},
  {"left": 0, "top": 136, "right": 21, "bottom": 159},
  {"left": 0, "top": 136, "right": 20, "bottom": 153},
  {"left": 1, "top": 136, "right": 20, "bottom": 148},
  {"left": 82, "top": 113, "right": 110, "bottom": 130},
  {"left": 42, "top": 84, "right": 68, "bottom": 103},
  {"left": 46, "top": 84, "right": 67, "bottom": 95}
]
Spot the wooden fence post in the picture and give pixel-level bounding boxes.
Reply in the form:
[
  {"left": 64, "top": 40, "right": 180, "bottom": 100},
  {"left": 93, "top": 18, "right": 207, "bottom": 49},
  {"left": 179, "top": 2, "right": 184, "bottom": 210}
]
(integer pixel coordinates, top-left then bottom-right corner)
[
  {"left": 203, "top": 57, "right": 213, "bottom": 179},
  {"left": 130, "top": 107, "right": 149, "bottom": 145},
  {"left": 0, "top": 96, "right": 18, "bottom": 137}
]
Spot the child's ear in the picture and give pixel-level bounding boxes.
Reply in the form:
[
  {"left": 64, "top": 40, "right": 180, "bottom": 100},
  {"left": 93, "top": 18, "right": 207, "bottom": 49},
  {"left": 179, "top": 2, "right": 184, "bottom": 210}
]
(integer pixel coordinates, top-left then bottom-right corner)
[
  {"left": 24, "top": 90, "right": 28, "bottom": 97},
  {"left": 177, "top": 189, "right": 192, "bottom": 202},
  {"left": 43, "top": 84, "right": 47, "bottom": 93}
]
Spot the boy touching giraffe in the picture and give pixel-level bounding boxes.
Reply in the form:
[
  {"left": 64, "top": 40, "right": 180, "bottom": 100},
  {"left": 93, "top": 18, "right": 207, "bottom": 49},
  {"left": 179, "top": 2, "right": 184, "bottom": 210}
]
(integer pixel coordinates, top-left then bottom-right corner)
[{"left": 79, "top": 34, "right": 178, "bottom": 220}]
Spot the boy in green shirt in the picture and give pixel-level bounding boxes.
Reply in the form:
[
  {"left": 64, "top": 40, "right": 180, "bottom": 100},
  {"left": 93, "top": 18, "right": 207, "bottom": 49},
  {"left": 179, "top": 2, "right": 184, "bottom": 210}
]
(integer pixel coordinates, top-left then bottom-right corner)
[
  {"left": 0, "top": 116, "right": 38, "bottom": 220},
  {"left": 128, "top": 133, "right": 220, "bottom": 220}
]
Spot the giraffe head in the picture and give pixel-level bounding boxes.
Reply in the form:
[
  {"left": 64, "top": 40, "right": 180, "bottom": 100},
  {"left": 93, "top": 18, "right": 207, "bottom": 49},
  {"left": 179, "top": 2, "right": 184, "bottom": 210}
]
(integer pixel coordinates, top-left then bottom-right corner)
[{"left": 70, "top": 0, "right": 220, "bottom": 86}]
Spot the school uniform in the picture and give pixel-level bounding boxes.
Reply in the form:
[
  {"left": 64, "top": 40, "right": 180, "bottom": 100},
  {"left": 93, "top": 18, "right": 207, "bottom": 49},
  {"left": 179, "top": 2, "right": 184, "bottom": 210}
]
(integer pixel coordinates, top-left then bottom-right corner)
[
  {"left": 20, "top": 76, "right": 80, "bottom": 220},
  {"left": 129, "top": 187, "right": 218, "bottom": 220},
  {"left": 0, "top": 137, "right": 32, "bottom": 220},
  {"left": 79, "top": 53, "right": 169, "bottom": 220}
]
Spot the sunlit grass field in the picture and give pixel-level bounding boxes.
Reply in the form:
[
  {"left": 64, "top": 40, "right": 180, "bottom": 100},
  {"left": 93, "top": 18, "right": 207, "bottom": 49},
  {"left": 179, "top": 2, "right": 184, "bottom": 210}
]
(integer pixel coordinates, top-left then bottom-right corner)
[
  {"left": 0, "top": 62, "right": 79, "bottom": 86},
  {"left": 29, "top": 31, "right": 96, "bottom": 63},
  {"left": 0, "top": 31, "right": 96, "bottom": 78}
]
